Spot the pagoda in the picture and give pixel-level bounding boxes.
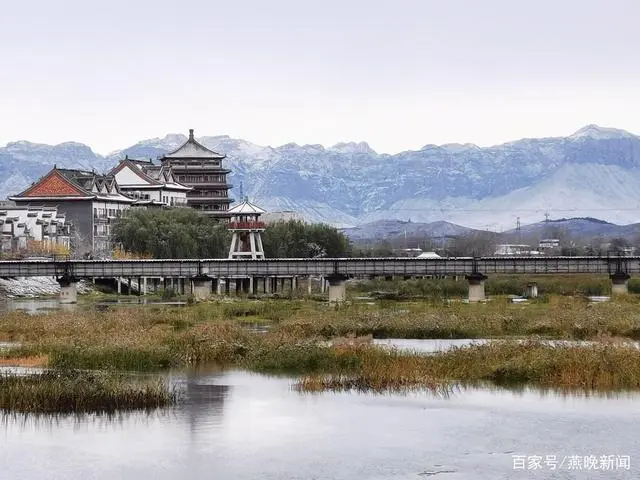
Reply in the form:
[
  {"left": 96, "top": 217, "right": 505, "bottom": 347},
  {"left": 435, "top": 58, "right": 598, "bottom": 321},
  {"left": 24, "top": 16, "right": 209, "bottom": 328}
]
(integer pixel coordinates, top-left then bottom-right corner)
[
  {"left": 227, "top": 199, "right": 266, "bottom": 259},
  {"left": 160, "top": 129, "right": 234, "bottom": 218}
]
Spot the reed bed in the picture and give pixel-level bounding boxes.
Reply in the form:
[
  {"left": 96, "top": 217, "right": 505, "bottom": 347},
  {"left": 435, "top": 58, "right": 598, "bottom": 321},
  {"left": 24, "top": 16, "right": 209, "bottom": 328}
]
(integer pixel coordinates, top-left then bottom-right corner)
[
  {"left": 273, "top": 296, "right": 640, "bottom": 340},
  {"left": 296, "top": 341, "right": 640, "bottom": 393},
  {"left": 3, "top": 297, "right": 640, "bottom": 398},
  {"left": 0, "top": 370, "right": 176, "bottom": 414}
]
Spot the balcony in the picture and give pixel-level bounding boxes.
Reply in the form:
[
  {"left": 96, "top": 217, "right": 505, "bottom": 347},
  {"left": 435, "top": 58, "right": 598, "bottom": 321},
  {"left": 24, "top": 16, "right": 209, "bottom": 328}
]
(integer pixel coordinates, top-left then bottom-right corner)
[
  {"left": 228, "top": 221, "right": 266, "bottom": 231},
  {"left": 170, "top": 198, "right": 189, "bottom": 207}
]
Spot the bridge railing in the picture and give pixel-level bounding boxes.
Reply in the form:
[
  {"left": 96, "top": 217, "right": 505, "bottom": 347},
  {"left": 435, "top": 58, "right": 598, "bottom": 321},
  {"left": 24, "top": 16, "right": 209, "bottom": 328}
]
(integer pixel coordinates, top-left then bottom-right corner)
[{"left": 0, "top": 256, "right": 638, "bottom": 279}]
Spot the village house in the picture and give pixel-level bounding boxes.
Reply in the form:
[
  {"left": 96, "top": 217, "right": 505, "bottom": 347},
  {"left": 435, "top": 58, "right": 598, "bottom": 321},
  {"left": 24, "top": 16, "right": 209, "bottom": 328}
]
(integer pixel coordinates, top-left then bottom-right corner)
[{"left": 0, "top": 203, "right": 70, "bottom": 254}]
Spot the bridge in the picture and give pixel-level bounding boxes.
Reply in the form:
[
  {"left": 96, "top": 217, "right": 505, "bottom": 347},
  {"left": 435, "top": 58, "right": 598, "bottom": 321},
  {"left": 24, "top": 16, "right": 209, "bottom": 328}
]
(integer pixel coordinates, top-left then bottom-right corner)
[{"left": 0, "top": 256, "right": 636, "bottom": 303}]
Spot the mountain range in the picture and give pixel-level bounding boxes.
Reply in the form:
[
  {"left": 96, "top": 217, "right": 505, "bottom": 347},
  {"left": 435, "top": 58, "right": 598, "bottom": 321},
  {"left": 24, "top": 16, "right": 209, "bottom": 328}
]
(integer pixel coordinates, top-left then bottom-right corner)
[{"left": 2, "top": 124, "right": 640, "bottom": 230}]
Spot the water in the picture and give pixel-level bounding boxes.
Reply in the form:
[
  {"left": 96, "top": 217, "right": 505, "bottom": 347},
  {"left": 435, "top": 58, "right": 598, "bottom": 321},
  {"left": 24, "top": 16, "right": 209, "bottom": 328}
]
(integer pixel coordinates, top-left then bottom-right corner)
[
  {"left": 0, "top": 369, "right": 637, "bottom": 479},
  {"left": 0, "top": 297, "right": 186, "bottom": 314},
  {"left": 374, "top": 338, "right": 640, "bottom": 353}
]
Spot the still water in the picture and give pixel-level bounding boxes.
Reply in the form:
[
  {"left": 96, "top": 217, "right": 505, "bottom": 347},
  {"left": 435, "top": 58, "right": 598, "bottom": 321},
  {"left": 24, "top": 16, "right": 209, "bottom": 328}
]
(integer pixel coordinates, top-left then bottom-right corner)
[
  {"left": 0, "top": 368, "right": 637, "bottom": 479},
  {"left": 0, "top": 297, "right": 186, "bottom": 315}
]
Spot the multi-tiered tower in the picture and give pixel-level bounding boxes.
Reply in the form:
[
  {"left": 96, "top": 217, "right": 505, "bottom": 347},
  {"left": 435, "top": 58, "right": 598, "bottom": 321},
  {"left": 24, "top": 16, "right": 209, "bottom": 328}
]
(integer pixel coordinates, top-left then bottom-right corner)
[
  {"left": 160, "top": 129, "right": 233, "bottom": 219},
  {"left": 227, "top": 199, "right": 266, "bottom": 259}
]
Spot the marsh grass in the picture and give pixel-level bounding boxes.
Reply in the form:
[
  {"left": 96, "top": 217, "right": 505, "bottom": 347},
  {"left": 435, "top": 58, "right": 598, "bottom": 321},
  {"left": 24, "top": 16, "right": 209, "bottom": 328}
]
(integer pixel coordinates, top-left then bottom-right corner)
[
  {"left": 4, "top": 295, "right": 640, "bottom": 396},
  {"left": 0, "top": 370, "right": 176, "bottom": 414},
  {"left": 273, "top": 296, "right": 640, "bottom": 340},
  {"left": 296, "top": 341, "right": 640, "bottom": 393}
]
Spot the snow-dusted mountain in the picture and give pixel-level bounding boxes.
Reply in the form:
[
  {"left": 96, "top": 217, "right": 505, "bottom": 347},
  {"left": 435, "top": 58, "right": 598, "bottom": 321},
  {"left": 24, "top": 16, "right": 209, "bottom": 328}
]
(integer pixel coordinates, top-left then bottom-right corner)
[{"left": 2, "top": 124, "right": 640, "bottom": 229}]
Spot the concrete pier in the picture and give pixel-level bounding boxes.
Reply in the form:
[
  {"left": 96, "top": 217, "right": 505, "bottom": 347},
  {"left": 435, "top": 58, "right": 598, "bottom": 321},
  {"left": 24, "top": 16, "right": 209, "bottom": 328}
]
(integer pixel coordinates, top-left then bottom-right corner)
[
  {"left": 466, "top": 272, "right": 488, "bottom": 302},
  {"left": 610, "top": 272, "right": 631, "bottom": 295},
  {"left": 192, "top": 275, "right": 213, "bottom": 301},
  {"left": 58, "top": 277, "right": 78, "bottom": 304},
  {"left": 523, "top": 282, "right": 538, "bottom": 298},
  {"left": 327, "top": 275, "right": 348, "bottom": 303}
]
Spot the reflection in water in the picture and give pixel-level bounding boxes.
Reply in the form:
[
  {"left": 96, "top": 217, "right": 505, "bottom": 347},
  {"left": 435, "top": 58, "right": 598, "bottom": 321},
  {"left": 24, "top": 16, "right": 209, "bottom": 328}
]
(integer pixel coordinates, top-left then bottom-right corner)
[
  {"left": 1, "top": 369, "right": 639, "bottom": 479},
  {"left": 0, "top": 297, "right": 187, "bottom": 315}
]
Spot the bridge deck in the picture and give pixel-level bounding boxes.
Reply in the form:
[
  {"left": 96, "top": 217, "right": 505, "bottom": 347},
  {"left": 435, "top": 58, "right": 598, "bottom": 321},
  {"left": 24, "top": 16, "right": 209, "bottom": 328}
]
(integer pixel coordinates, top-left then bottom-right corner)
[{"left": 0, "top": 257, "right": 637, "bottom": 279}]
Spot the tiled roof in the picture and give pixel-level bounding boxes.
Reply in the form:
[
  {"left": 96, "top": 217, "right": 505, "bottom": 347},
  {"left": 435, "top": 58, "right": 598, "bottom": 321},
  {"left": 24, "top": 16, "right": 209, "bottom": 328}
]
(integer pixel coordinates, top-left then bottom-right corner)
[{"left": 163, "top": 129, "right": 225, "bottom": 160}]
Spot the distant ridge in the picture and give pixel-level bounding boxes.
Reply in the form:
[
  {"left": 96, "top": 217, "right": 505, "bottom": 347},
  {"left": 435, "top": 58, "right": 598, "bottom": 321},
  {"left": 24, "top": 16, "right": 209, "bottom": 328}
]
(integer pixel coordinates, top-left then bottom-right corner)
[{"left": 3, "top": 124, "right": 640, "bottom": 229}]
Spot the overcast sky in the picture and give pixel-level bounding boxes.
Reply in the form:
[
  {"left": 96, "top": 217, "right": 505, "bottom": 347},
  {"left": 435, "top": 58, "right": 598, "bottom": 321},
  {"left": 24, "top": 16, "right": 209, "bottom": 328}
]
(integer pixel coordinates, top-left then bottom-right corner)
[{"left": 1, "top": 0, "right": 639, "bottom": 154}]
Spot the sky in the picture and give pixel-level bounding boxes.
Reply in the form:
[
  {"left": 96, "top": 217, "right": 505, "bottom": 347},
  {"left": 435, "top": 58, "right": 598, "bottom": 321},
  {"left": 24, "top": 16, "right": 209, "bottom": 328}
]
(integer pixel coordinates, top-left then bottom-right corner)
[{"left": 1, "top": 0, "right": 640, "bottom": 155}]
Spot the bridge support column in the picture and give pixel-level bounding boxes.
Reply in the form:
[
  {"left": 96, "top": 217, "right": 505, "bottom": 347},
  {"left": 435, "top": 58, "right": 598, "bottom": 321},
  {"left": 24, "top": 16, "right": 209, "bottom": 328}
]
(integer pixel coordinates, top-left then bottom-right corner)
[
  {"left": 320, "top": 276, "right": 326, "bottom": 293},
  {"left": 327, "top": 275, "right": 348, "bottom": 303},
  {"left": 128, "top": 277, "right": 132, "bottom": 296},
  {"left": 466, "top": 273, "right": 488, "bottom": 303},
  {"left": 523, "top": 282, "right": 538, "bottom": 298},
  {"left": 117, "top": 277, "right": 122, "bottom": 295},
  {"left": 191, "top": 275, "right": 213, "bottom": 301},
  {"left": 308, "top": 276, "right": 313, "bottom": 295},
  {"left": 142, "top": 277, "right": 148, "bottom": 296},
  {"left": 610, "top": 272, "right": 630, "bottom": 295},
  {"left": 58, "top": 277, "right": 78, "bottom": 304}
]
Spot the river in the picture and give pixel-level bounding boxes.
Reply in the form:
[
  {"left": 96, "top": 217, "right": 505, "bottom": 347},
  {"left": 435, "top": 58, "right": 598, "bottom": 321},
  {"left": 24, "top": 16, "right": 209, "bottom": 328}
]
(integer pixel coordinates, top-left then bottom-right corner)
[{"left": 0, "top": 366, "right": 637, "bottom": 479}]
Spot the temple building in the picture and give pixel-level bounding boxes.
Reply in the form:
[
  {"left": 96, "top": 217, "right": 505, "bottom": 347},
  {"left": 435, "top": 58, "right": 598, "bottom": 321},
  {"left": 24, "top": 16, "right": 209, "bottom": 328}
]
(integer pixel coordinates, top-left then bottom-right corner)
[
  {"left": 160, "top": 129, "right": 234, "bottom": 219},
  {"left": 109, "top": 156, "right": 191, "bottom": 208},
  {"left": 9, "top": 167, "right": 134, "bottom": 256}
]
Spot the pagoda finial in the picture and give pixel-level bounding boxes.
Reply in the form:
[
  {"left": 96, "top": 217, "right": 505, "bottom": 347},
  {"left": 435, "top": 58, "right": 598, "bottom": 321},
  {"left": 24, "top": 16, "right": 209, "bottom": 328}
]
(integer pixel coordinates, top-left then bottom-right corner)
[{"left": 189, "top": 128, "right": 194, "bottom": 140}]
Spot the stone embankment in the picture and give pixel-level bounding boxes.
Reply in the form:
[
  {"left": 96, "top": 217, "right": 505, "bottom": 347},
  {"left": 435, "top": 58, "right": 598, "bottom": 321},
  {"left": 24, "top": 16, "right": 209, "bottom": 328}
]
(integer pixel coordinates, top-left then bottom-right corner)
[{"left": 0, "top": 277, "right": 91, "bottom": 298}]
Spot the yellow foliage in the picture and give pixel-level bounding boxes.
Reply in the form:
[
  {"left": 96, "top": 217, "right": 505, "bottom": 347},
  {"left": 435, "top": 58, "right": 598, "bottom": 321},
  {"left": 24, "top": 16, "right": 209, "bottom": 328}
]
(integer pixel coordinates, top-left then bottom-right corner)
[
  {"left": 26, "top": 240, "right": 70, "bottom": 256},
  {"left": 112, "top": 247, "right": 153, "bottom": 260}
]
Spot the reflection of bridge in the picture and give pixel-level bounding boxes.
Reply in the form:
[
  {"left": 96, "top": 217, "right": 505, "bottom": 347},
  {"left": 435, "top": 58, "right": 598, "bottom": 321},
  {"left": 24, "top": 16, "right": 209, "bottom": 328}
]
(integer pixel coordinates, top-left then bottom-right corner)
[{"left": 0, "top": 256, "right": 636, "bottom": 303}]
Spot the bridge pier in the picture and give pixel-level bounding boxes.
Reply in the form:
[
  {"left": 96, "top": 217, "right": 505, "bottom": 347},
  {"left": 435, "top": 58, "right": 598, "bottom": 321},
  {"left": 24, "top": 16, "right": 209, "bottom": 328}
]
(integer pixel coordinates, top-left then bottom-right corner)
[
  {"left": 610, "top": 272, "right": 630, "bottom": 295},
  {"left": 466, "top": 272, "right": 488, "bottom": 302},
  {"left": 327, "top": 275, "right": 348, "bottom": 303},
  {"left": 58, "top": 276, "right": 78, "bottom": 304},
  {"left": 191, "top": 275, "right": 213, "bottom": 301},
  {"left": 523, "top": 282, "right": 538, "bottom": 298}
]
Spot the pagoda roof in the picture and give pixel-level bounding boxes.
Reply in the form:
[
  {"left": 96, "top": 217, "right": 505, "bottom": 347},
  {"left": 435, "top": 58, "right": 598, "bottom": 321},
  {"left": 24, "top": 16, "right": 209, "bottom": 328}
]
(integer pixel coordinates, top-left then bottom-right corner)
[
  {"left": 163, "top": 129, "right": 225, "bottom": 160},
  {"left": 228, "top": 198, "right": 266, "bottom": 215}
]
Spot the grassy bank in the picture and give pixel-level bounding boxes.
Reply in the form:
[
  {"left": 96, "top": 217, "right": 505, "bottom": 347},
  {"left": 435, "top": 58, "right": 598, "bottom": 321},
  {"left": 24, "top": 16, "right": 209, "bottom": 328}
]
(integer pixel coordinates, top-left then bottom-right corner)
[{"left": 0, "top": 370, "right": 176, "bottom": 414}]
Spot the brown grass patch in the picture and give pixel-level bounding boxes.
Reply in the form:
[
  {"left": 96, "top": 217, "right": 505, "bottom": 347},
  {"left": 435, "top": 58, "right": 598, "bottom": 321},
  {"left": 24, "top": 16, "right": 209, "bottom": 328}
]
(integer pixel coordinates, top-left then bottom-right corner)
[{"left": 0, "top": 355, "right": 48, "bottom": 367}]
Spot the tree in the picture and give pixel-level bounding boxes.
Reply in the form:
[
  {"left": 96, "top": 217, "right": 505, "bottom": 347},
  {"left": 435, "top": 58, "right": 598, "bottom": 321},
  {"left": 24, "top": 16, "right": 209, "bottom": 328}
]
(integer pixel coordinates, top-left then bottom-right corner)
[
  {"left": 261, "top": 220, "right": 351, "bottom": 258},
  {"left": 113, "top": 209, "right": 230, "bottom": 258}
]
